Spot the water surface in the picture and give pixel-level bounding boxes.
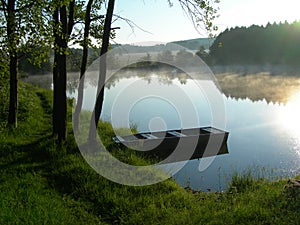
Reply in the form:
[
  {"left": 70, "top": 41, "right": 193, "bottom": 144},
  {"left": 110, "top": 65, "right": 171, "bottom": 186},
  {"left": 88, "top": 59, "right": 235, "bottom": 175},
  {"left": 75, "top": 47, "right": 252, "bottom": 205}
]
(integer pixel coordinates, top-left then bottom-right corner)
[{"left": 23, "top": 71, "right": 300, "bottom": 191}]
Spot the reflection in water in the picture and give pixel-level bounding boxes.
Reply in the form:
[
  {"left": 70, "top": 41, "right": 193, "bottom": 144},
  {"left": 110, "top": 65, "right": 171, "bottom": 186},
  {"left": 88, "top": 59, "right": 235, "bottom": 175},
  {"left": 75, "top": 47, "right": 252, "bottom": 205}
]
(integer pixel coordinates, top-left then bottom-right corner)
[
  {"left": 276, "top": 90, "right": 300, "bottom": 170},
  {"left": 100, "top": 75, "right": 300, "bottom": 190},
  {"left": 103, "top": 76, "right": 217, "bottom": 132},
  {"left": 217, "top": 73, "right": 300, "bottom": 104},
  {"left": 278, "top": 91, "right": 300, "bottom": 137}
]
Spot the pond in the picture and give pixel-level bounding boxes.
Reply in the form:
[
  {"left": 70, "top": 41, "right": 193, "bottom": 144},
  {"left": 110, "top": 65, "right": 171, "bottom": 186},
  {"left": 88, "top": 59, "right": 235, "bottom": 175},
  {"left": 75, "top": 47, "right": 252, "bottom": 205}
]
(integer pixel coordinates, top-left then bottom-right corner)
[{"left": 23, "top": 70, "right": 300, "bottom": 191}]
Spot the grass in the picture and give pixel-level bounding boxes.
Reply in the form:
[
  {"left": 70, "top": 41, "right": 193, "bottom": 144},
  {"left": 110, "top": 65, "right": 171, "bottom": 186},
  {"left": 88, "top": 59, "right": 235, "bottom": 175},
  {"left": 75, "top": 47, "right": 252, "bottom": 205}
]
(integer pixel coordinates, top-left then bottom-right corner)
[
  {"left": 0, "top": 84, "right": 103, "bottom": 224},
  {"left": 0, "top": 82, "right": 299, "bottom": 224}
]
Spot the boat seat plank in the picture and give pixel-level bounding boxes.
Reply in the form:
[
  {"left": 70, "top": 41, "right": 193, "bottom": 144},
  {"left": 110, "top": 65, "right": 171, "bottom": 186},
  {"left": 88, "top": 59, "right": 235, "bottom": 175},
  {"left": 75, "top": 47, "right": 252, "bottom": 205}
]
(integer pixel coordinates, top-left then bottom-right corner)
[
  {"left": 168, "top": 131, "right": 187, "bottom": 137},
  {"left": 201, "top": 127, "right": 223, "bottom": 134},
  {"left": 115, "top": 135, "right": 125, "bottom": 142},
  {"left": 140, "top": 133, "right": 158, "bottom": 139}
]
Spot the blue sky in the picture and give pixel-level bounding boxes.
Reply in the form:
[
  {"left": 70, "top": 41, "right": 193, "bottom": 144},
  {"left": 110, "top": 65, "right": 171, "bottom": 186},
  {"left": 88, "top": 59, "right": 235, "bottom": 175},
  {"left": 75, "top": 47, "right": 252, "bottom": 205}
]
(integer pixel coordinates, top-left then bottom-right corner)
[{"left": 112, "top": 0, "right": 300, "bottom": 44}]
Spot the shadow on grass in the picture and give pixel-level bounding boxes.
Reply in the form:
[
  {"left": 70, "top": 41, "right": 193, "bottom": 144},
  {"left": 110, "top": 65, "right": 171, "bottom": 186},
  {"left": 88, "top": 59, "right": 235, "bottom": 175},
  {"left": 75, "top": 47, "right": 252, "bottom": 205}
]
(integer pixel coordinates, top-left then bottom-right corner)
[{"left": 0, "top": 134, "right": 55, "bottom": 174}]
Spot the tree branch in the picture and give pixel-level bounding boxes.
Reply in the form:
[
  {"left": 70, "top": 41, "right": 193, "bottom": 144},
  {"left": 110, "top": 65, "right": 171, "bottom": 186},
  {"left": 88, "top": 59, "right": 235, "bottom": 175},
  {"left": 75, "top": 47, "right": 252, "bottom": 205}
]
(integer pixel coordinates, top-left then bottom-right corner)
[
  {"left": 113, "top": 14, "right": 153, "bottom": 35},
  {"left": 175, "top": 0, "right": 218, "bottom": 36}
]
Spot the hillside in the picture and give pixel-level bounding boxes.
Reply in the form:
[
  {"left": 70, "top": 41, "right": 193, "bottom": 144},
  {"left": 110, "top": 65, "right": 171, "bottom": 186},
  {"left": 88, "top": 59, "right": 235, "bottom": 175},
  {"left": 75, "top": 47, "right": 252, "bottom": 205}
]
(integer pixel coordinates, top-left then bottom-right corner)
[{"left": 170, "top": 37, "right": 214, "bottom": 50}]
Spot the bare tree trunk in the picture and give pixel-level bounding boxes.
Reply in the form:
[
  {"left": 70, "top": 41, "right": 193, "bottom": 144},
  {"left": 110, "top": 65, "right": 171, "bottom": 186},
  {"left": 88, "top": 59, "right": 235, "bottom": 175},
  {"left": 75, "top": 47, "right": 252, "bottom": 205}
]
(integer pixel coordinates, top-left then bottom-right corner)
[
  {"left": 7, "top": 0, "right": 18, "bottom": 128},
  {"left": 89, "top": 0, "right": 115, "bottom": 141},
  {"left": 74, "top": 0, "right": 94, "bottom": 132}
]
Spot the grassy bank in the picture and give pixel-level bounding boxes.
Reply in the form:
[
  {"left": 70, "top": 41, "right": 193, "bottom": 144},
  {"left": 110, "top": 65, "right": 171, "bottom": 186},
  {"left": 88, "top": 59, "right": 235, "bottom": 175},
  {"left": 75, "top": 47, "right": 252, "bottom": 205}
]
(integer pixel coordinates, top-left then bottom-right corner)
[{"left": 0, "top": 83, "right": 299, "bottom": 224}]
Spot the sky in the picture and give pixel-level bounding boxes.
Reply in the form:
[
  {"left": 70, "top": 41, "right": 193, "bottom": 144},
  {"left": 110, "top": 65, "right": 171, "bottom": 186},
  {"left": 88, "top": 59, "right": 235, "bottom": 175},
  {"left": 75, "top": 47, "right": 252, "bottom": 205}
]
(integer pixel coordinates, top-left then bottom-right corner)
[{"left": 111, "top": 0, "right": 300, "bottom": 45}]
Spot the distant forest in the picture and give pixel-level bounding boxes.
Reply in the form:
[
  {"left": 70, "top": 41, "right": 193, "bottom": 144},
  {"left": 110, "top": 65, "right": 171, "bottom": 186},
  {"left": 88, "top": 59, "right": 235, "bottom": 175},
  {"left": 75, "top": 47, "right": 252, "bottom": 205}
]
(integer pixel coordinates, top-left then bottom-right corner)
[{"left": 208, "top": 21, "right": 300, "bottom": 65}]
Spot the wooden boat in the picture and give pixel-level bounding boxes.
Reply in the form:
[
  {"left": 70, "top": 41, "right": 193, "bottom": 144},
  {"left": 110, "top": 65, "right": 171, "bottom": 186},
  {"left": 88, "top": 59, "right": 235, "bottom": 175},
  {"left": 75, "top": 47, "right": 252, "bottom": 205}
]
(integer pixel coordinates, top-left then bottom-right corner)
[{"left": 113, "top": 127, "right": 229, "bottom": 163}]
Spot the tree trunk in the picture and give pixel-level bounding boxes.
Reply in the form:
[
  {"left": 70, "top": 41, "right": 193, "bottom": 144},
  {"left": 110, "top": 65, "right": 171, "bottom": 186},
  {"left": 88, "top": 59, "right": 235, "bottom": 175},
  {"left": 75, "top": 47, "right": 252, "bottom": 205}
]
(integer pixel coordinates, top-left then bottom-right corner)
[
  {"left": 8, "top": 54, "right": 18, "bottom": 127},
  {"left": 52, "top": 2, "right": 74, "bottom": 143},
  {"left": 52, "top": 8, "right": 59, "bottom": 136},
  {"left": 56, "top": 51, "right": 67, "bottom": 142},
  {"left": 52, "top": 6, "right": 67, "bottom": 143},
  {"left": 7, "top": 0, "right": 18, "bottom": 128},
  {"left": 89, "top": 0, "right": 115, "bottom": 141},
  {"left": 53, "top": 6, "right": 67, "bottom": 142},
  {"left": 74, "top": 0, "right": 94, "bottom": 132},
  {"left": 58, "top": 5, "right": 68, "bottom": 142}
]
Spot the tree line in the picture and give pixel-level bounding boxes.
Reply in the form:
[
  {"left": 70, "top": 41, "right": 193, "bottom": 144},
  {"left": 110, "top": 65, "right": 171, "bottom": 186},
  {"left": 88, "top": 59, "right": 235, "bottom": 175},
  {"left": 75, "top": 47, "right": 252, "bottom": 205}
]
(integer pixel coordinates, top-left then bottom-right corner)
[
  {"left": 208, "top": 21, "right": 300, "bottom": 65},
  {"left": 18, "top": 48, "right": 100, "bottom": 75}
]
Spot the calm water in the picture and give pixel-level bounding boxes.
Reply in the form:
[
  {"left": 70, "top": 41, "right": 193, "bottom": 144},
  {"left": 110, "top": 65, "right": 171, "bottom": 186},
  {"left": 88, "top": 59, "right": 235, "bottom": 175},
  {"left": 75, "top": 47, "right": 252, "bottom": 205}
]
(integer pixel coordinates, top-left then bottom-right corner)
[{"left": 24, "top": 72, "right": 300, "bottom": 191}]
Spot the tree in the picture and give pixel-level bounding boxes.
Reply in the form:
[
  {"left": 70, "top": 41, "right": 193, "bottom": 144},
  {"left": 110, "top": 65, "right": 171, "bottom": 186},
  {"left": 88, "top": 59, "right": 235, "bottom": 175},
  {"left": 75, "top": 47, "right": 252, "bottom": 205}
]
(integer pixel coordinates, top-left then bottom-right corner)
[
  {"left": 157, "top": 50, "right": 174, "bottom": 64},
  {"left": 175, "top": 49, "right": 196, "bottom": 67},
  {"left": 89, "top": 0, "right": 115, "bottom": 141},
  {"left": 73, "top": 0, "right": 104, "bottom": 132},
  {"left": 196, "top": 46, "right": 209, "bottom": 59},
  {"left": 49, "top": 0, "right": 106, "bottom": 142},
  {"left": 52, "top": 0, "right": 75, "bottom": 142},
  {"left": 0, "top": 0, "right": 51, "bottom": 128},
  {"left": 6, "top": 0, "right": 18, "bottom": 127}
]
